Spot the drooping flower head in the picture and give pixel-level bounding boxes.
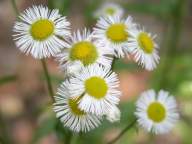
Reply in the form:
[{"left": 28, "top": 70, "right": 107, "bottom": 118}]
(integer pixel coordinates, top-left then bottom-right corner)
[
  {"left": 68, "top": 64, "right": 121, "bottom": 115},
  {"left": 53, "top": 81, "right": 101, "bottom": 132},
  {"left": 128, "top": 27, "right": 159, "bottom": 70},
  {"left": 93, "top": 16, "right": 136, "bottom": 57},
  {"left": 57, "top": 28, "right": 113, "bottom": 75},
  {"left": 13, "top": 5, "right": 70, "bottom": 59},
  {"left": 94, "top": 2, "right": 124, "bottom": 18},
  {"left": 135, "top": 89, "right": 179, "bottom": 134}
]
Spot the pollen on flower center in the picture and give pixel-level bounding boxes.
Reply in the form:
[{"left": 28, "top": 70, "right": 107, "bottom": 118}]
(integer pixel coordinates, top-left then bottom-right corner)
[
  {"left": 68, "top": 97, "right": 86, "bottom": 115},
  {"left": 85, "top": 76, "right": 108, "bottom": 99},
  {"left": 106, "top": 23, "right": 128, "bottom": 43},
  {"left": 105, "top": 8, "right": 115, "bottom": 15},
  {"left": 70, "top": 41, "right": 98, "bottom": 66},
  {"left": 138, "top": 32, "right": 154, "bottom": 53},
  {"left": 147, "top": 102, "right": 166, "bottom": 123},
  {"left": 30, "top": 19, "right": 54, "bottom": 41}
]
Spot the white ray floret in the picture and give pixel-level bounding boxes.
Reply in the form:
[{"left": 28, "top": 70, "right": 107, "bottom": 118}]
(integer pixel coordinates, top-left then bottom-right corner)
[
  {"left": 68, "top": 64, "right": 121, "bottom": 115},
  {"left": 93, "top": 16, "right": 136, "bottom": 58},
  {"left": 128, "top": 27, "right": 160, "bottom": 70},
  {"left": 94, "top": 2, "right": 124, "bottom": 18},
  {"left": 53, "top": 81, "right": 102, "bottom": 132},
  {"left": 13, "top": 5, "right": 70, "bottom": 59},
  {"left": 135, "top": 89, "right": 179, "bottom": 134},
  {"left": 56, "top": 28, "right": 113, "bottom": 75}
]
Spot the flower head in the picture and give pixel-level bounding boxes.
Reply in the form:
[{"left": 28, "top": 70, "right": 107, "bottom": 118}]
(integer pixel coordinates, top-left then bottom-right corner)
[
  {"left": 94, "top": 2, "right": 124, "bottom": 18},
  {"left": 13, "top": 5, "right": 70, "bottom": 59},
  {"left": 53, "top": 81, "right": 101, "bottom": 132},
  {"left": 135, "top": 89, "right": 179, "bottom": 134},
  {"left": 93, "top": 16, "right": 136, "bottom": 57},
  {"left": 68, "top": 64, "right": 121, "bottom": 115},
  {"left": 57, "top": 28, "right": 113, "bottom": 75},
  {"left": 128, "top": 27, "right": 159, "bottom": 70}
]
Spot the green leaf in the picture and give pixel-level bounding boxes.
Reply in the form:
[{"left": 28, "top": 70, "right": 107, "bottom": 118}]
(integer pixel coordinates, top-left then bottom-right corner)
[{"left": 0, "top": 75, "right": 17, "bottom": 85}]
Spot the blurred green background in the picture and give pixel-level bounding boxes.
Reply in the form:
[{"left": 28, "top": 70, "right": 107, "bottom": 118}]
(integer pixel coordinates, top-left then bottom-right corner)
[{"left": 0, "top": 0, "right": 192, "bottom": 144}]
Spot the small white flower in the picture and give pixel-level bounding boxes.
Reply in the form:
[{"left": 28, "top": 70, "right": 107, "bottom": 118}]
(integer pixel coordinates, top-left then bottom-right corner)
[
  {"left": 53, "top": 81, "right": 102, "bottom": 132},
  {"left": 68, "top": 64, "right": 121, "bottom": 115},
  {"left": 57, "top": 28, "right": 113, "bottom": 73},
  {"left": 13, "top": 5, "right": 70, "bottom": 59},
  {"left": 128, "top": 27, "right": 160, "bottom": 70},
  {"left": 94, "top": 2, "right": 124, "bottom": 18},
  {"left": 135, "top": 89, "right": 179, "bottom": 134},
  {"left": 106, "top": 106, "right": 121, "bottom": 123},
  {"left": 93, "top": 16, "right": 136, "bottom": 58}
]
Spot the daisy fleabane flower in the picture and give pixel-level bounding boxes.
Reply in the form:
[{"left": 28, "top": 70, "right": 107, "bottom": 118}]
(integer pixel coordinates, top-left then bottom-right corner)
[
  {"left": 94, "top": 2, "right": 124, "bottom": 18},
  {"left": 68, "top": 64, "right": 121, "bottom": 115},
  {"left": 93, "top": 15, "right": 136, "bottom": 58},
  {"left": 56, "top": 28, "right": 113, "bottom": 75},
  {"left": 135, "top": 89, "right": 179, "bottom": 134},
  {"left": 13, "top": 5, "right": 70, "bottom": 59},
  {"left": 53, "top": 81, "right": 101, "bottom": 132},
  {"left": 128, "top": 27, "right": 160, "bottom": 70}
]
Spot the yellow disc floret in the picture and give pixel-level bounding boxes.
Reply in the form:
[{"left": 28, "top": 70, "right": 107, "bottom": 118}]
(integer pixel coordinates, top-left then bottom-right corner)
[
  {"left": 106, "top": 23, "right": 128, "bottom": 43},
  {"left": 30, "top": 19, "right": 54, "bottom": 41},
  {"left": 85, "top": 76, "right": 108, "bottom": 99},
  {"left": 138, "top": 32, "right": 154, "bottom": 53},
  {"left": 147, "top": 102, "right": 166, "bottom": 123},
  {"left": 105, "top": 8, "right": 115, "bottom": 15},
  {"left": 68, "top": 97, "right": 86, "bottom": 116},
  {"left": 70, "top": 41, "right": 98, "bottom": 66}
]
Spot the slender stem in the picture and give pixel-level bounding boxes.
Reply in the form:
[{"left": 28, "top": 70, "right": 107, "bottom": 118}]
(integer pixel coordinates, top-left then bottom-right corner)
[
  {"left": 10, "top": 0, "right": 19, "bottom": 15},
  {"left": 41, "top": 59, "right": 55, "bottom": 102},
  {"left": 107, "top": 119, "right": 137, "bottom": 144}
]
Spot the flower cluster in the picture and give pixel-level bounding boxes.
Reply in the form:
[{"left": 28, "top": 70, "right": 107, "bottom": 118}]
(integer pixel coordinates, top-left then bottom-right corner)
[{"left": 13, "top": 4, "right": 178, "bottom": 134}]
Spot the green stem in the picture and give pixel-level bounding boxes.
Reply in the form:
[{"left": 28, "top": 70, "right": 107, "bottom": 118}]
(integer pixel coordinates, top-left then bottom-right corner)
[
  {"left": 10, "top": 0, "right": 19, "bottom": 15},
  {"left": 107, "top": 119, "right": 137, "bottom": 144},
  {"left": 41, "top": 59, "right": 55, "bottom": 101}
]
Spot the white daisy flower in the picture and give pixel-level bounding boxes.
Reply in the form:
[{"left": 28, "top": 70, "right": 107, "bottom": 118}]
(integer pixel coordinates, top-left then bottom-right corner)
[
  {"left": 53, "top": 81, "right": 101, "bottom": 132},
  {"left": 57, "top": 28, "right": 113, "bottom": 75},
  {"left": 128, "top": 27, "right": 160, "bottom": 71},
  {"left": 94, "top": 2, "right": 124, "bottom": 18},
  {"left": 135, "top": 89, "right": 179, "bottom": 134},
  {"left": 93, "top": 16, "right": 136, "bottom": 58},
  {"left": 106, "top": 105, "right": 121, "bottom": 123},
  {"left": 13, "top": 5, "right": 70, "bottom": 59},
  {"left": 68, "top": 64, "right": 121, "bottom": 115}
]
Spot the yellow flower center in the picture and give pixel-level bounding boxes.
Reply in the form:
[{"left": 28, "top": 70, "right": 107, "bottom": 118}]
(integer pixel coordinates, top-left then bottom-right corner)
[
  {"left": 68, "top": 97, "right": 86, "bottom": 116},
  {"left": 30, "top": 19, "right": 54, "bottom": 41},
  {"left": 105, "top": 8, "right": 115, "bottom": 15},
  {"left": 70, "top": 41, "right": 98, "bottom": 66},
  {"left": 138, "top": 32, "right": 154, "bottom": 53},
  {"left": 147, "top": 102, "right": 166, "bottom": 123},
  {"left": 106, "top": 23, "right": 128, "bottom": 43},
  {"left": 85, "top": 76, "right": 108, "bottom": 99}
]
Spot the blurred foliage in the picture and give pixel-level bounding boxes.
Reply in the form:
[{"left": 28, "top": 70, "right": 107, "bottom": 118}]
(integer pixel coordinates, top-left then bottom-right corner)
[
  {"left": 0, "top": 75, "right": 17, "bottom": 85},
  {"left": 30, "top": 100, "right": 136, "bottom": 144},
  {"left": 32, "top": 114, "right": 57, "bottom": 144}
]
